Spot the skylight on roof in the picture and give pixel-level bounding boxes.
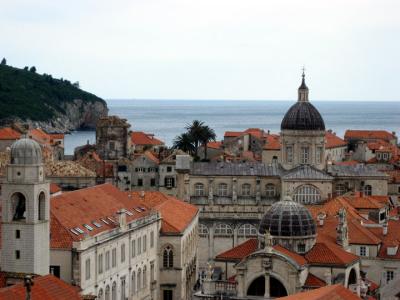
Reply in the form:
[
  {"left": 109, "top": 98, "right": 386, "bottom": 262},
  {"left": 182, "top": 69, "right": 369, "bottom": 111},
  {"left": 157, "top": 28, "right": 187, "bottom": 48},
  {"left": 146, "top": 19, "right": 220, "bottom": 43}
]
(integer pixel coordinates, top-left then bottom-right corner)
[
  {"left": 125, "top": 210, "right": 133, "bottom": 216},
  {"left": 70, "top": 228, "right": 79, "bottom": 235},
  {"left": 134, "top": 208, "right": 142, "bottom": 213},
  {"left": 93, "top": 221, "right": 102, "bottom": 228},
  {"left": 107, "top": 217, "right": 116, "bottom": 223},
  {"left": 101, "top": 218, "right": 109, "bottom": 225},
  {"left": 75, "top": 227, "right": 84, "bottom": 234},
  {"left": 139, "top": 207, "right": 146, "bottom": 211},
  {"left": 83, "top": 224, "right": 94, "bottom": 231}
]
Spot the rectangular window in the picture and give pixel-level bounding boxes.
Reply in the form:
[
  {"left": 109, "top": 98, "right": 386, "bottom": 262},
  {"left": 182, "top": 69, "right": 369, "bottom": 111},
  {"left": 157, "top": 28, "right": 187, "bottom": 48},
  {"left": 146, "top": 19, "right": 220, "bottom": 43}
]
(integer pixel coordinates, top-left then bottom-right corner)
[
  {"left": 109, "top": 141, "right": 115, "bottom": 151},
  {"left": 316, "top": 147, "right": 323, "bottom": 164},
  {"left": 386, "top": 270, "right": 394, "bottom": 283},
  {"left": 16, "top": 230, "right": 20, "bottom": 239},
  {"left": 121, "top": 244, "right": 125, "bottom": 263},
  {"left": 143, "top": 235, "right": 147, "bottom": 252},
  {"left": 300, "top": 146, "right": 310, "bottom": 164},
  {"left": 150, "top": 262, "right": 155, "bottom": 282},
  {"left": 85, "top": 258, "right": 90, "bottom": 280},
  {"left": 359, "top": 246, "right": 367, "bottom": 256},
  {"left": 138, "top": 238, "right": 142, "bottom": 255},
  {"left": 15, "top": 250, "right": 20, "bottom": 260},
  {"left": 286, "top": 146, "right": 293, "bottom": 163},
  {"left": 150, "top": 231, "right": 154, "bottom": 248},
  {"left": 98, "top": 254, "right": 103, "bottom": 274},
  {"left": 105, "top": 251, "right": 110, "bottom": 270},
  {"left": 138, "top": 179, "right": 143, "bottom": 186},
  {"left": 112, "top": 248, "right": 117, "bottom": 268},
  {"left": 165, "top": 177, "right": 174, "bottom": 188},
  {"left": 167, "top": 166, "right": 172, "bottom": 172},
  {"left": 163, "top": 290, "right": 173, "bottom": 300},
  {"left": 150, "top": 178, "right": 156, "bottom": 187},
  {"left": 50, "top": 265, "right": 61, "bottom": 278},
  {"left": 132, "top": 240, "right": 136, "bottom": 257}
]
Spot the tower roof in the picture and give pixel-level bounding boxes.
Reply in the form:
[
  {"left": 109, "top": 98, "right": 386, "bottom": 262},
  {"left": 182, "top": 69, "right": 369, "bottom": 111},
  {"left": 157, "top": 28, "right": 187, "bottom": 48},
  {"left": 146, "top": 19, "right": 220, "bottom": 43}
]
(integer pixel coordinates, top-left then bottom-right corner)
[{"left": 10, "top": 138, "right": 42, "bottom": 165}]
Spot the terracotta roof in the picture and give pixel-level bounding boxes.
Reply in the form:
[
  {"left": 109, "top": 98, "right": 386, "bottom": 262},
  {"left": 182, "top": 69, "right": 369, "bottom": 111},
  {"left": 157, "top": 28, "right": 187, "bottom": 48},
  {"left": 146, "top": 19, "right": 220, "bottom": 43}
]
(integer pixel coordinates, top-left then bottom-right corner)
[
  {"left": 144, "top": 151, "right": 160, "bottom": 164},
  {"left": 224, "top": 131, "right": 243, "bottom": 138},
  {"left": 51, "top": 184, "right": 153, "bottom": 249},
  {"left": 0, "top": 127, "right": 21, "bottom": 140},
  {"left": 45, "top": 161, "right": 96, "bottom": 177},
  {"left": 207, "top": 141, "right": 223, "bottom": 149},
  {"left": 215, "top": 239, "right": 258, "bottom": 261},
  {"left": 369, "top": 220, "right": 400, "bottom": 259},
  {"left": 49, "top": 133, "right": 65, "bottom": 140},
  {"left": 384, "top": 170, "right": 400, "bottom": 183},
  {"left": 304, "top": 273, "right": 326, "bottom": 288},
  {"left": 344, "top": 130, "right": 396, "bottom": 142},
  {"left": 0, "top": 274, "right": 82, "bottom": 300},
  {"left": 224, "top": 128, "right": 265, "bottom": 139},
  {"left": 273, "top": 244, "right": 307, "bottom": 266},
  {"left": 305, "top": 239, "right": 359, "bottom": 266},
  {"left": 28, "top": 128, "right": 51, "bottom": 145},
  {"left": 131, "top": 131, "right": 164, "bottom": 146},
  {"left": 342, "top": 194, "right": 386, "bottom": 210},
  {"left": 264, "top": 134, "right": 281, "bottom": 150},
  {"left": 125, "top": 191, "right": 198, "bottom": 234},
  {"left": 50, "top": 183, "right": 61, "bottom": 194},
  {"left": 278, "top": 284, "right": 360, "bottom": 300},
  {"left": 333, "top": 160, "right": 360, "bottom": 166},
  {"left": 325, "top": 131, "right": 347, "bottom": 149}
]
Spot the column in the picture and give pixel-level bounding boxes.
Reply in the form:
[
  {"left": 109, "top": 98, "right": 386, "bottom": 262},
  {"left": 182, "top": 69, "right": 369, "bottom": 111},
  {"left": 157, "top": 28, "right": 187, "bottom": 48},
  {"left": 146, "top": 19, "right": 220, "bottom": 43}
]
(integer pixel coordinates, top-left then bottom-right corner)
[
  {"left": 232, "top": 177, "right": 237, "bottom": 204},
  {"left": 264, "top": 272, "right": 270, "bottom": 298},
  {"left": 256, "top": 178, "right": 261, "bottom": 204},
  {"left": 209, "top": 223, "right": 215, "bottom": 260},
  {"left": 233, "top": 224, "right": 238, "bottom": 247},
  {"left": 208, "top": 177, "right": 214, "bottom": 205}
]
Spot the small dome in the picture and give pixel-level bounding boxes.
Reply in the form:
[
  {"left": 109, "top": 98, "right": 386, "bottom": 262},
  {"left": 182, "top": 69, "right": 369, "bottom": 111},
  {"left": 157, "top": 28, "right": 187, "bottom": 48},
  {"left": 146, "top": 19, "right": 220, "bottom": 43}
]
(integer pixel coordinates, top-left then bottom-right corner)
[
  {"left": 10, "top": 138, "right": 42, "bottom": 165},
  {"left": 259, "top": 196, "right": 316, "bottom": 237},
  {"left": 281, "top": 101, "right": 325, "bottom": 131}
]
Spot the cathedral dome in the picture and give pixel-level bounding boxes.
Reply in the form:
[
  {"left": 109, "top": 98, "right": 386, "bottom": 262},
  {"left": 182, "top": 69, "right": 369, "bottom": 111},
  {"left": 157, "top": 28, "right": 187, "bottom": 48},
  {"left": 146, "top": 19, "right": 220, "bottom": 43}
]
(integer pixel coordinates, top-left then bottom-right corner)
[
  {"left": 280, "top": 72, "right": 325, "bottom": 131},
  {"left": 10, "top": 138, "right": 42, "bottom": 165},
  {"left": 259, "top": 196, "right": 316, "bottom": 237}
]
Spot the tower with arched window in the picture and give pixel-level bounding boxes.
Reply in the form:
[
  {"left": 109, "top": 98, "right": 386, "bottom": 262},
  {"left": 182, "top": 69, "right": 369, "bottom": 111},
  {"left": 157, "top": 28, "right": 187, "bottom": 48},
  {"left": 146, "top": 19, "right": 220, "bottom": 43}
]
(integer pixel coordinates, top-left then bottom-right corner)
[{"left": 1, "top": 138, "right": 50, "bottom": 275}]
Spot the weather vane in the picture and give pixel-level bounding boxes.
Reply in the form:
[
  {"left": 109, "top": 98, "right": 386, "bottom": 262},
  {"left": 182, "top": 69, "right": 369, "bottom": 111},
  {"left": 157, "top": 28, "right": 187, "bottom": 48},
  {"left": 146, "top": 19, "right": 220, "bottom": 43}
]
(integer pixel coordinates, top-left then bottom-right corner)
[{"left": 302, "top": 65, "right": 306, "bottom": 75}]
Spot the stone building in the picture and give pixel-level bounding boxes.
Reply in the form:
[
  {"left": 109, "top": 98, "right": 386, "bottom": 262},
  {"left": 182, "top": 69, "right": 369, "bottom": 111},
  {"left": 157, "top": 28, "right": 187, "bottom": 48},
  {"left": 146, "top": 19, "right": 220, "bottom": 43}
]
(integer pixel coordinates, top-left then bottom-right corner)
[{"left": 96, "top": 116, "right": 130, "bottom": 160}]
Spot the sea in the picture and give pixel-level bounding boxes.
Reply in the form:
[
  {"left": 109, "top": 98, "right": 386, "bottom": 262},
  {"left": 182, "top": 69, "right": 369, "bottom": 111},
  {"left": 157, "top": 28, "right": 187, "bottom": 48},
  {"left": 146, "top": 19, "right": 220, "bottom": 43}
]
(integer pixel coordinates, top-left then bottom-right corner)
[{"left": 64, "top": 100, "right": 400, "bottom": 155}]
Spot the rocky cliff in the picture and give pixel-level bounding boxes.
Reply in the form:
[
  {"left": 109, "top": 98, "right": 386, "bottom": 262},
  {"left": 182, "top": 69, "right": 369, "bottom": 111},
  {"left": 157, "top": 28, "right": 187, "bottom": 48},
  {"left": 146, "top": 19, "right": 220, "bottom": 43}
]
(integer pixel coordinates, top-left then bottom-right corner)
[{"left": 0, "top": 62, "right": 108, "bottom": 132}]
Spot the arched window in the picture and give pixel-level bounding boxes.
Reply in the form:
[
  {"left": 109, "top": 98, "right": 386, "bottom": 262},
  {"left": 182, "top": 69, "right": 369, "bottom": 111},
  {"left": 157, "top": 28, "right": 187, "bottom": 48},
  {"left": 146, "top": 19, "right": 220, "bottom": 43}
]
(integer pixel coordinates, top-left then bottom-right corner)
[
  {"left": 111, "top": 282, "right": 117, "bottom": 300},
  {"left": 336, "top": 184, "right": 346, "bottom": 196},
  {"left": 137, "top": 269, "right": 142, "bottom": 290},
  {"left": 105, "top": 285, "right": 110, "bottom": 300},
  {"left": 214, "top": 223, "right": 233, "bottom": 236},
  {"left": 241, "top": 184, "right": 251, "bottom": 196},
  {"left": 11, "top": 192, "right": 26, "bottom": 220},
  {"left": 265, "top": 184, "right": 276, "bottom": 198},
  {"left": 363, "top": 185, "right": 372, "bottom": 196},
  {"left": 131, "top": 271, "right": 136, "bottom": 295},
  {"left": 98, "top": 289, "right": 104, "bottom": 300},
  {"left": 143, "top": 266, "right": 147, "bottom": 288},
  {"left": 238, "top": 224, "right": 257, "bottom": 237},
  {"left": 163, "top": 246, "right": 174, "bottom": 268},
  {"left": 198, "top": 223, "right": 209, "bottom": 236},
  {"left": 38, "top": 192, "right": 46, "bottom": 221},
  {"left": 218, "top": 183, "right": 228, "bottom": 196},
  {"left": 293, "top": 185, "right": 321, "bottom": 204},
  {"left": 194, "top": 183, "right": 204, "bottom": 196}
]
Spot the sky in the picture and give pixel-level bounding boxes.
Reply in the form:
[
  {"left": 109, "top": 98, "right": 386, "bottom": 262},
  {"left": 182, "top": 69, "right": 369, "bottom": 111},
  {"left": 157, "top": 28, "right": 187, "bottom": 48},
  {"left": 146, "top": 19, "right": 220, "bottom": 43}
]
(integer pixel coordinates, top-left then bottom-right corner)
[{"left": 1, "top": 0, "right": 400, "bottom": 101}]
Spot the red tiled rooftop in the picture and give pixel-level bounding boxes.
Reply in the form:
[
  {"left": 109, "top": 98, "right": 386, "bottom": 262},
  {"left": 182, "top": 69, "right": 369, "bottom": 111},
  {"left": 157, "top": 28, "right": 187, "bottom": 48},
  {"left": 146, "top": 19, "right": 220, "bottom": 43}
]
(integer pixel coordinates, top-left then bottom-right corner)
[
  {"left": 383, "top": 170, "right": 400, "bottom": 183},
  {"left": 273, "top": 244, "right": 307, "bottom": 266},
  {"left": 144, "top": 151, "right": 160, "bottom": 164},
  {"left": 50, "top": 183, "right": 61, "bottom": 194},
  {"left": 305, "top": 239, "right": 359, "bottom": 266},
  {"left": 304, "top": 273, "right": 326, "bottom": 288},
  {"left": 224, "top": 131, "right": 243, "bottom": 138},
  {"left": 207, "top": 141, "right": 223, "bottom": 149},
  {"left": 344, "top": 130, "right": 396, "bottom": 142},
  {"left": 278, "top": 284, "right": 361, "bottom": 300},
  {"left": 0, "top": 128, "right": 21, "bottom": 140},
  {"left": 215, "top": 238, "right": 258, "bottom": 262},
  {"left": 264, "top": 134, "right": 281, "bottom": 150},
  {"left": 0, "top": 274, "right": 82, "bottom": 300},
  {"left": 131, "top": 131, "right": 164, "bottom": 146},
  {"left": 325, "top": 131, "right": 347, "bottom": 149},
  {"left": 125, "top": 191, "right": 198, "bottom": 234}
]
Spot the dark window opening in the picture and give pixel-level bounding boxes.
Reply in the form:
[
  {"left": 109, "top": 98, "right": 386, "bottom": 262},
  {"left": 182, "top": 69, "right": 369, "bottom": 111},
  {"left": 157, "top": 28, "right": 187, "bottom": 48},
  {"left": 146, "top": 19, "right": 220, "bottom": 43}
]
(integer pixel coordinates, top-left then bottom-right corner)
[
  {"left": 16, "top": 230, "right": 20, "bottom": 239},
  {"left": 15, "top": 250, "right": 20, "bottom": 259},
  {"left": 138, "top": 179, "right": 143, "bottom": 186},
  {"left": 50, "top": 265, "right": 61, "bottom": 278},
  {"left": 163, "top": 290, "right": 173, "bottom": 300}
]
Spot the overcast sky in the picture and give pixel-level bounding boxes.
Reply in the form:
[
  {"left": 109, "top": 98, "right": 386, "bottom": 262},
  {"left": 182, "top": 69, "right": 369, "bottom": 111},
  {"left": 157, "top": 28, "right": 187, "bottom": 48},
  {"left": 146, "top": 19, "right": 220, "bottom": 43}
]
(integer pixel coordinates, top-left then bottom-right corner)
[{"left": 1, "top": 0, "right": 399, "bottom": 101}]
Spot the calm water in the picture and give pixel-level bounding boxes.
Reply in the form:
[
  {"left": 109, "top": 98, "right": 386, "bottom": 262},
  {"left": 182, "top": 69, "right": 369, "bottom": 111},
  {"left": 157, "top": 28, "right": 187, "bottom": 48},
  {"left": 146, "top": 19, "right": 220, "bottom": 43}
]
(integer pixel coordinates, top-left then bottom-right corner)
[{"left": 64, "top": 100, "right": 400, "bottom": 154}]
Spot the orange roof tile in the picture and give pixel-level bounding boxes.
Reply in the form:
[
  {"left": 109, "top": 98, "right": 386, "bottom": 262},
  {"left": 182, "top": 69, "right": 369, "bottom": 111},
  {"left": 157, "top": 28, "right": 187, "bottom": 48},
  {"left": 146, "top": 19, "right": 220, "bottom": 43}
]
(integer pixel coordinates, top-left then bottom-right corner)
[
  {"left": 369, "top": 220, "right": 400, "bottom": 259},
  {"left": 125, "top": 191, "right": 198, "bottom": 234},
  {"left": 278, "top": 284, "right": 361, "bottom": 300},
  {"left": 333, "top": 160, "right": 360, "bottom": 166},
  {"left": 273, "top": 244, "right": 307, "bottom": 266},
  {"left": 28, "top": 128, "right": 51, "bottom": 145},
  {"left": 0, "top": 127, "right": 21, "bottom": 140},
  {"left": 224, "top": 131, "right": 243, "bottom": 138},
  {"left": 51, "top": 184, "right": 153, "bottom": 249},
  {"left": 326, "top": 131, "right": 347, "bottom": 149},
  {"left": 144, "top": 151, "right": 160, "bottom": 164},
  {"left": 49, "top": 133, "right": 65, "bottom": 140},
  {"left": 131, "top": 131, "right": 164, "bottom": 146},
  {"left": 304, "top": 273, "right": 326, "bottom": 288},
  {"left": 264, "top": 134, "right": 281, "bottom": 150},
  {"left": 0, "top": 274, "right": 82, "bottom": 300},
  {"left": 215, "top": 239, "right": 258, "bottom": 261},
  {"left": 207, "top": 141, "right": 223, "bottom": 149},
  {"left": 50, "top": 183, "right": 61, "bottom": 194},
  {"left": 345, "top": 130, "right": 396, "bottom": 142},
  {"left": 305, "top": 239, "right": 359, "bottom": 266}
]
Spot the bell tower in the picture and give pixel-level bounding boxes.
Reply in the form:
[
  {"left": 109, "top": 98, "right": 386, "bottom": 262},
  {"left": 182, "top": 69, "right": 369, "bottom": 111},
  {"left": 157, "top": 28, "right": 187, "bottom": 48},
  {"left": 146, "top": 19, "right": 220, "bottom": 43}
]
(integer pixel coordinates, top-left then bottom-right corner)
[{"left": 1, "top": 138, "right": 50, "bottom": 275}]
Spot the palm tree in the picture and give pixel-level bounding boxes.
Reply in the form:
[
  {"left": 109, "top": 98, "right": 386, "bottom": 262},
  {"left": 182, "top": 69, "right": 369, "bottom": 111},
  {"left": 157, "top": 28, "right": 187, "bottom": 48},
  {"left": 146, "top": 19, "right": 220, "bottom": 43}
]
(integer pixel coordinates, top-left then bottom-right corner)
[
  {"left": 199, "top": 125, "right": 216, "bottom": 161},
  {"left": 173, "top": 133, "right": 195, "bottom": 154},
  {"left": 186, "top": 120, "right": 205, "bottom": 157}
]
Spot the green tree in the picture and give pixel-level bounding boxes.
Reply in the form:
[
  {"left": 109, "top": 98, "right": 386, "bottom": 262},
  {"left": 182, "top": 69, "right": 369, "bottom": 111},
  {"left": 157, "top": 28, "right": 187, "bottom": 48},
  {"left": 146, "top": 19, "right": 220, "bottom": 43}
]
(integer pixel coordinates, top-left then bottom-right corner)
[
  {"left": 23, "top": 66, "right": 29, "bottom": 71},
  {"left": 0, "top": 58, "right": 6, "bottom": 65},
  {"left": 173, "top": 133, "right": 195, "bottom": 155},
  {"left": 29, "top": 66, "right": 36, "bottom": 73},
  {"left": 185, "top": 120, "right": 205, "bottom": 157},
  {"left": 199, "top": 125, "right": 216, "bottom": 161}
]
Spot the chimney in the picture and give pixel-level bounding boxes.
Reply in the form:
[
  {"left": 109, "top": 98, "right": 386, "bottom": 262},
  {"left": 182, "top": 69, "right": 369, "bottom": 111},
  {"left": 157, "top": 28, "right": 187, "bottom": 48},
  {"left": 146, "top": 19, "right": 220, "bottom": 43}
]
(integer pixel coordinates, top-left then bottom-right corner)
[
  {"left": 140, "top": 190, "right": 145, "bottom": 198},
  {"left": 336, "top": 208, "right": 349, "bottom": 249},
  {"left": 383, "top": 222, "right": 388, "bottom": 236},
  {"left": 317, "top": 212, "right": 326, "bottom": 226},
  {"left": 117, "top": 210, "right": 127, "bottom": 230}
]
